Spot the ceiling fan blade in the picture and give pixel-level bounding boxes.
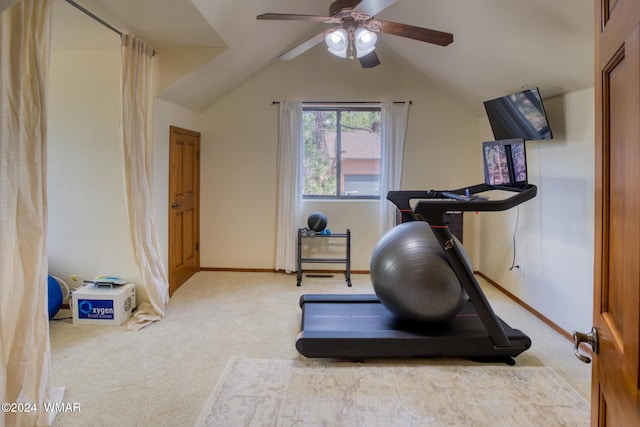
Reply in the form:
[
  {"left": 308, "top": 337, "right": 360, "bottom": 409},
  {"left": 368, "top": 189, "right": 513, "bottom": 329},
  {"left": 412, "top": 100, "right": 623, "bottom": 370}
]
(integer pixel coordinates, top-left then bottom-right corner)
[
  {"left": 377, "top": 20, "right": 453, "bottom": 46},
  {"left": 359, "top": 50, "right": 381, "bottom": 68},
  {"left": 279, "top": 31, "right": 329, "bottom": 61},
  {"left": 353, "top": 0, "right": 398, "bottom": 17},
  {"left": 329, "top": 0, "right": 365, "bottom": 16},
  {"left": 257, "top": 13, "right": 332, "bottom": 23}
]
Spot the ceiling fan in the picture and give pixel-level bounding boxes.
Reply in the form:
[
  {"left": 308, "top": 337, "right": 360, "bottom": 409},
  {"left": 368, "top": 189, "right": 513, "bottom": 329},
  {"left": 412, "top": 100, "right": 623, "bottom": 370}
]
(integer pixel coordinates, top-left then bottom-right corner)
[{"left": 257, "top": 0, "right": 453, "bottom": 68}]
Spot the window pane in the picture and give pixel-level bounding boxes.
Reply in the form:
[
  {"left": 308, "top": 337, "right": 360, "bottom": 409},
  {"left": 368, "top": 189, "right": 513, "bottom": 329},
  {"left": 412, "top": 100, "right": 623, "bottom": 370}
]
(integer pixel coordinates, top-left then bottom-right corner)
[
  {"left": 344, "top": 174, "right": 380, "bottom": 195},
  {"left": 302, "top": 108, "right": 381, "bottom": 198},
  {"left": 303, "top": 110, "right": 336, "bottom": 196},
  {"left": 339, "top": 110, "right": 381, "bottom": 196}
]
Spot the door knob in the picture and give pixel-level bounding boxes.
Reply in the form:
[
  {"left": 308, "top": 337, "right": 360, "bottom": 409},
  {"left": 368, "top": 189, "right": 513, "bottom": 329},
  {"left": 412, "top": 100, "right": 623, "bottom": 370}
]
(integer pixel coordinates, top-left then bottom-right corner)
[
  {"left": 572, "top": 327, "right": 598, "bottom": 364},
  {"left": 171, "top": 202, "right": 180, "bottom": 209}
]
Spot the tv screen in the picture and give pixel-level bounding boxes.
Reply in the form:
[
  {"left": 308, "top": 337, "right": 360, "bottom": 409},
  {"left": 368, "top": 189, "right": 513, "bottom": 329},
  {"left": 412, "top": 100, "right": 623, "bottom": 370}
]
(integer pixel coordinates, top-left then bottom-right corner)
[
  {"left": 483, "top": 87, "right": 553, "bottom": 140},
  {"left": 483, "top": 138, "right": 527, "bottom": 187}
]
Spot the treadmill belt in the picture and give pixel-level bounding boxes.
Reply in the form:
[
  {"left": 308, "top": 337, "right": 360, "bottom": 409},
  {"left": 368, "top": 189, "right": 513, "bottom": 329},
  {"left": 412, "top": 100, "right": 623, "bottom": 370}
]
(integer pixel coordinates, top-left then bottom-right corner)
[{"left": 296, "top": 294, "right": 531, "bottom": 361}]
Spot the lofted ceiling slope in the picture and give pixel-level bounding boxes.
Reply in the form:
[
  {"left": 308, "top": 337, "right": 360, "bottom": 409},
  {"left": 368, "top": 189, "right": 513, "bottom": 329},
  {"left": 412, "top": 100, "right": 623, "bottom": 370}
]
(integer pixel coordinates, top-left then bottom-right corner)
[{"left": 52, "top": 0, "right": 594, "bottom": 115}]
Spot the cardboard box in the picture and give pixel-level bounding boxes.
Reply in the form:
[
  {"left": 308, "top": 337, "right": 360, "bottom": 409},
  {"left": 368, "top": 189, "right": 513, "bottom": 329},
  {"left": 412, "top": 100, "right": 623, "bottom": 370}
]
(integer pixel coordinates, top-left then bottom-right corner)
[{"left": 72, "top": 283, "right": 136, "bottom": 325}]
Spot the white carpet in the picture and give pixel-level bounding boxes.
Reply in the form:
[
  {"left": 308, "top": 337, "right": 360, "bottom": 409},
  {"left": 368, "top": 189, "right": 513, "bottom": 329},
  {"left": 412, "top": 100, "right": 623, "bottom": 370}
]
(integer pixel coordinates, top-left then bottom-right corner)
[
  {"left": 49, "top": 272, "right": 591, "bottom": 426},
  {"left": 195, "top": 357, "right": 589, "bottom": 427}
]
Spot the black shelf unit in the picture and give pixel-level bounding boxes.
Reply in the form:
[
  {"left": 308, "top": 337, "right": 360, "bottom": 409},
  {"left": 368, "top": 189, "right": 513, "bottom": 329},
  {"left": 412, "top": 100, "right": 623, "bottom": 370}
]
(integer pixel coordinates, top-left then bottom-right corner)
[{"left": 296, "top": 228, "right": 351, "bottom": 287}]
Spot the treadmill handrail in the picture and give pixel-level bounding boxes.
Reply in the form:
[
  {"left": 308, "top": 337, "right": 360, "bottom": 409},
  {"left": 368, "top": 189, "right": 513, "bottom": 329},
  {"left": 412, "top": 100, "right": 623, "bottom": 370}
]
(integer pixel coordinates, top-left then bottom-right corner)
[{"left": 387, "top": 183, "right": 537, "bottom": 225}]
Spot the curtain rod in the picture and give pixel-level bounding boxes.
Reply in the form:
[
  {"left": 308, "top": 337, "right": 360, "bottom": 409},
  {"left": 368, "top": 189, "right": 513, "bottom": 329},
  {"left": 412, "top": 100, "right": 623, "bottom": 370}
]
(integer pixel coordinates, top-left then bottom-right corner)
[
  {"left": 65, "top": 0, "right": 122, "bottom": 36},
  {"left": 64, "top": 0, "right": 155, "bottom": 56},
  {"left": 272, "top": 101, "right": 411, "bottom": 105}
]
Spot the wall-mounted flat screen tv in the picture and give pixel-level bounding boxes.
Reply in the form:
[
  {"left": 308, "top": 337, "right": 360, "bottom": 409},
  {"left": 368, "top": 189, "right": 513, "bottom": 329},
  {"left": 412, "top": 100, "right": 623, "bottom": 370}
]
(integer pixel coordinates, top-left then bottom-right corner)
[
  {"left": 483, "top": 87, "right": 553, "bottom": 140},
  {"left": 483, "top": 138, "right": 527, "bottom": 188}
]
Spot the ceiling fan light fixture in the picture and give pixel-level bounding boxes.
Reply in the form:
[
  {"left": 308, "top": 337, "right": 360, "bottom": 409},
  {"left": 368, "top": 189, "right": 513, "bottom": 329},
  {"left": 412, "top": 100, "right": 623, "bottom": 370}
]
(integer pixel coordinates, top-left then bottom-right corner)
[
  {"left": 325, "top": 28, "right": 348, "bottom": 58},
  {"left": 258, "top": 2, "right": 454, "bottom": 68},
  {"left": 354, "top": 27, "right": 377, "bottom": 58}
]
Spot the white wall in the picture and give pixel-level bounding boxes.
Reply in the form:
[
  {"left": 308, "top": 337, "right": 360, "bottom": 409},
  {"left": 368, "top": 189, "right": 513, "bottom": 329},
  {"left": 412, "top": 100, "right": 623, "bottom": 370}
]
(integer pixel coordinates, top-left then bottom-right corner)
[
  {"left": 46, "top": 46, "right": 595, "bottom": 336},
  {"left": 47, "top": 50, "right": 141, "bottom": 290},
  {"left": 48, "top": 51, "right": 201, "bottom": 304},
  {"left": 197, "top": 47, "right": 480, "bottom": 271},
  {"left": 0, "top": 0, "right": 18, "bottom": 14},
  {"left": 477, "top": 87, "right": 595, "bottom": 334}
]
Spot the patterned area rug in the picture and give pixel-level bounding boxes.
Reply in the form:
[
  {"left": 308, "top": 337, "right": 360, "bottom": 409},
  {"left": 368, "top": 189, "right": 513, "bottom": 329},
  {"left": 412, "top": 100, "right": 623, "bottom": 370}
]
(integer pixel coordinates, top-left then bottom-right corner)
[{"left": 195, "top": 358, "right": 589, "bottom": 426}]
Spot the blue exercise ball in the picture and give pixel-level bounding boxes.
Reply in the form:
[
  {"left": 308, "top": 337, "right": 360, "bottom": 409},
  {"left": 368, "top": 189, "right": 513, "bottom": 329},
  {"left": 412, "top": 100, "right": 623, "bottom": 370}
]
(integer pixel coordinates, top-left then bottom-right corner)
[
  {"left": 47, "top": 275, "right": 63, "bottom": 319},
  {"left": 370, "top": 221, "right": 467, "bottom": 322},
  {"left": 307, "top": 211, "right": 328, "bottom": 232}
]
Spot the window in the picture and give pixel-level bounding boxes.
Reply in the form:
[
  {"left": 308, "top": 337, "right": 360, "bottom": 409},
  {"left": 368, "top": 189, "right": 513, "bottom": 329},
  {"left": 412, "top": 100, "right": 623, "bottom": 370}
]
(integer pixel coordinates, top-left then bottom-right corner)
[{"left": 302, "top": 106, "right": 381, "bottom": 198}]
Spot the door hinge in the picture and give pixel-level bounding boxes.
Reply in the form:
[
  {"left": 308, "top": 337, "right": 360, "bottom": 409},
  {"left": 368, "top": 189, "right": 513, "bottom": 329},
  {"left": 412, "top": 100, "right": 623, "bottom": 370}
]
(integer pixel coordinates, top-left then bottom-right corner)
[{"left": 196, "top": 242, "right": 199, "bottom": 251}]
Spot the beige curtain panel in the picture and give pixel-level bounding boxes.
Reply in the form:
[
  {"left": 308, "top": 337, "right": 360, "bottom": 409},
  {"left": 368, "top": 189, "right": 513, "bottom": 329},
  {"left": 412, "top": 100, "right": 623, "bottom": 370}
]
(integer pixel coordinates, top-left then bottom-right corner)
[
  {"left": 120, "top": 34, "right": 170, "bottom": 331},
  {"left": 379, "top": 101, "right": 410, "bottom": 234},
  {"left": 275, "top": 101, "right": 303, "bottom": 273},
  {"left": 0, "top": 1, "right": 64, "bottom": 426}
]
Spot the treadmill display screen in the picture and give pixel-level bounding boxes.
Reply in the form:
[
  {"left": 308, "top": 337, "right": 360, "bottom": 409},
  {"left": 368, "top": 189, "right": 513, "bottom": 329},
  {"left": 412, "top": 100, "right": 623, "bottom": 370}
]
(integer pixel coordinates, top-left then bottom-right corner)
[{"left": 482, "top": 138, "right": 527, "bottom": 187}]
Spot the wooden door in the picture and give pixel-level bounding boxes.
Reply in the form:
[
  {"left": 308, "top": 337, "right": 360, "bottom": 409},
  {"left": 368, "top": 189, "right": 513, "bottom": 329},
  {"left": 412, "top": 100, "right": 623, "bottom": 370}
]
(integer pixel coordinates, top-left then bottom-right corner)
[
  {"left": 592, "top": 0, "right": 640, "bottom": 424},
  {"left": 168, "top": 126, "right": 200, "bottom": 295}
]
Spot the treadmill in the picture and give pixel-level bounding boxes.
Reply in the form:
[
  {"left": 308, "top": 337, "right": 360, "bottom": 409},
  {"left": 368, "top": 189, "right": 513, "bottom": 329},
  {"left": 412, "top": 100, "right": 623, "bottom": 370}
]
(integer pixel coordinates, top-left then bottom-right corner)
[{"left": 295, "top": 183, "right": 537, "bottom": 364}]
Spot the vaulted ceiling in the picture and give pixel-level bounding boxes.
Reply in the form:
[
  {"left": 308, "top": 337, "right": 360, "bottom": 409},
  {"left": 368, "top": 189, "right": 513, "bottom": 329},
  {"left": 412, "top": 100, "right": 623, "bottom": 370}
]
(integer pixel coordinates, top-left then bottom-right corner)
[{"left": 51, "top": 0, "right": 594, "bottom": 114}]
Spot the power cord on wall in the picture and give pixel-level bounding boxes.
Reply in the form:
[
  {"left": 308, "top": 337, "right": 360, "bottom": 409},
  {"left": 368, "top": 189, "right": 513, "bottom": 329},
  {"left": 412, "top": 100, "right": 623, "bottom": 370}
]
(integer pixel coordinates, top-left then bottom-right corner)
[{"left": 508, "top": 206, "right": 520, "bottom": 271}]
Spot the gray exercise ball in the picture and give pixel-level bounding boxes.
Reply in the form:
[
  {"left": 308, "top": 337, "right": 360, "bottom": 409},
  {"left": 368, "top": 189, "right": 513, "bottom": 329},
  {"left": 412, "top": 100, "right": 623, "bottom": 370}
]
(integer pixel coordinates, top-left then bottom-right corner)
[{"left": 370, "top": 221, "right": 467, "bottom": 322}]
